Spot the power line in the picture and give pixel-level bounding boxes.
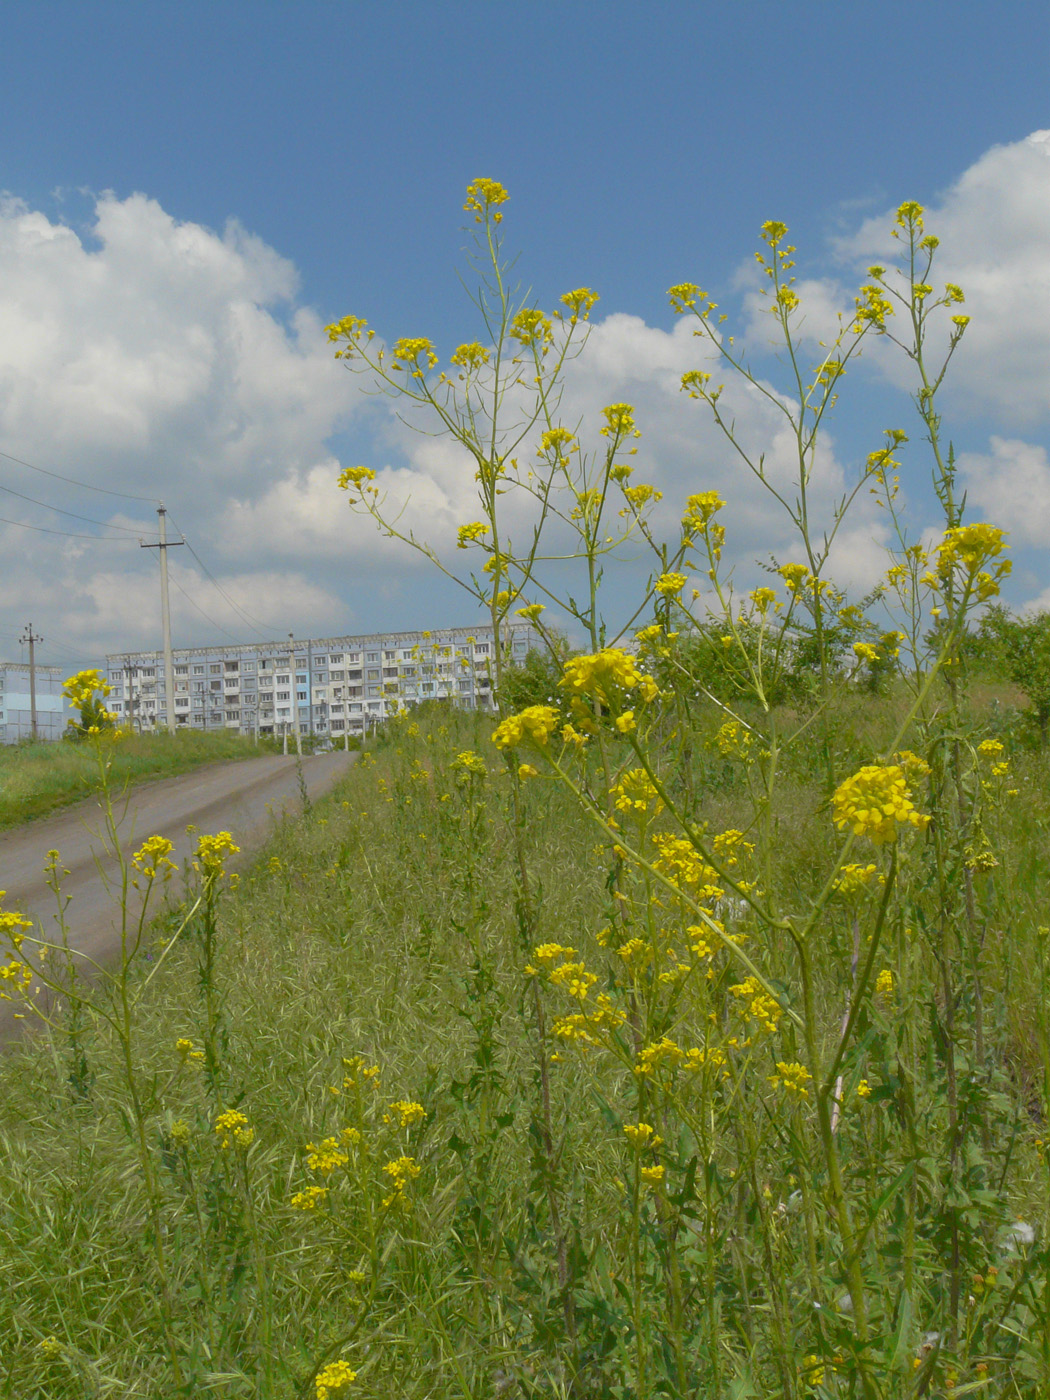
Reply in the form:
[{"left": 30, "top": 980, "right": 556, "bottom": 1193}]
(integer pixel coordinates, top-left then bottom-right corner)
[
  {"left": 0, "top": 512, "right": 139, "bottom": 541},
  {"left": 167, "top": 514, "right": 282, "bottom": 638},
  {"left": 0, "top": 447, "right": 160, "bottom": 503},
  {"left": 167, "top": 564, "right": 248, "bottom": 644},
  {"left": 0, "top": 478, "right": 146, "bottom": 533}
]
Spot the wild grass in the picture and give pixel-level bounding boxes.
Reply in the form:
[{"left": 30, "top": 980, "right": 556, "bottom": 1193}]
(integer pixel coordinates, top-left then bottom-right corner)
[
  {"left": 0, "top": 693, "right": 1048, "bottom": 1398},
  {"left": 0, "top": 730, "right": 262, "bottom": 830}
]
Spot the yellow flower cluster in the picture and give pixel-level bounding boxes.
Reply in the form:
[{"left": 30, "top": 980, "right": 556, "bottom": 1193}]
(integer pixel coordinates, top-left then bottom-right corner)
[
  {"left": 560, "top": 649, "right": 659, "bottom": 709},
  {"left": 214, "top": 1109, "right": 254, "bottom": 1151},
  {"left": 768, "top": 1061, "right": 812, "bottom": 1098},
  {"left": 194, "top": 828, "right": 239, "bottom": 873},
  {"left": 176, "top": 1037, "right": 205, "bottom": 1068},
  {"left": 654, "top": 572, "right": 687, "bottom": 597},
  {"left": 450, "top": 342, "right": 490, "bottom": 369},
  {"left": 491, "top": 704, "right": 560, "bottom": 751},
  {"left": 875, "top": 968, "right": 894, "bottom": 999},
  {"left": 391, "top": 337, "right": 437, "bottom": 372},
  {"left": 635, "top": 1036, "right": 684, "bottom": 1076},
  {"left": 610, "top": 768, "right": 663, "bottom": 818},
  {"left": 306, "top": 1137, "right": 350, "bottom": 1175},
  {"left": 384, "top": 1101, "right": 427, "bottom": 1128},
  {"left": 62, "top": 669, "right": 111, "bottom": 708},
  {"left": 831, "top": 765, "right": 930, "bottom": 845},
  {"left": 651, "top": 833, "right": 723, "bottom": 902},
  {"left": 291, "top": 1185, "right": 329, "bottom": 1211},
  {"left": 936, "top": 523, "right": 1007, "bottom": 573},
  {"left": 381, "top": 1155, "right": 421, "bottom": 1208},
  {"left": 832, "top": 863, "right": 882, "bottom": 898},
  {"left": 623, "top": 1122, "right": 662, "bottom": 1148},
  {"left": 450, "top": 749, "right": 487, "bottom": 777},
  {"left": 339, "top": 1055, "right": 380, "bottom": 1091},
  {"left": 510, "top": 307, "right": 553, "bottom": 347},
  {"left": 338, "top": 466, "right": 377, "bottom": 493},
  {"left": 729, "top": 976, "right": 781, "bottom": 1035},
  {"left": 600, "top": 403, "right": 641, "bottom": 440},
  {"left": 560, "top": 287, "right": 599, "bottom": 320},
  {"left": 548, "top": 961, "right": 598, "bottom": 1000},
  {"left": 714, "top": 720, "right": 752, "bottom": 759},
  {"left": 315, "top": 1358, "right": 358, "bottom": 1399},
  {"left": 456, "top": 521, "right": 489, "bottom": 548},
  {"left": 132, "top": 835, "right": 176, "bottom": 881},
  {"left": 463, "top": 177, "right": 509, "bottom": 223}
]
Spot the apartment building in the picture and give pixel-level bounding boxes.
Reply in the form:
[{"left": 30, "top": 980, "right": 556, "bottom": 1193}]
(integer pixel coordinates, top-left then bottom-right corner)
[
  {"left": 104, "top": 624, "right": 540, "bottom": 738},
  {"left": 0, "top": 662, "right": 72, "bottom": 744}
]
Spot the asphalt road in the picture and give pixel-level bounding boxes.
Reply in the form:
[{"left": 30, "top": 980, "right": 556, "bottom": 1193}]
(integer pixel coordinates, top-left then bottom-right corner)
[{"left": 0, "top": 750, "right": 355, "bottom": 1043}]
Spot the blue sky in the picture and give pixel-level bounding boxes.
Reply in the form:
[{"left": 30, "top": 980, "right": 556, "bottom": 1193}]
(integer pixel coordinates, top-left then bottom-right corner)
[{"left": 1, "top": 2, "right": 1048, "bottom": 668}]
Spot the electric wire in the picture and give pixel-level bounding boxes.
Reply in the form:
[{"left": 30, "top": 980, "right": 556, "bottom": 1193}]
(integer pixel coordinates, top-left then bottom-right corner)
[
  {"left": 167, "top": 562, "right": 249, "bottom": 645},
  {"left": 0, "top": 479, "right": 146, "bottom": 533},
  {"left": 0, "top": 447, "right": 160, "bottom": 503},
  {"left": 0, "top": 513, "right": 139, "bottom": 541},
  {"left": 167, "top": 513, "right": 282, "bottom": 638}
]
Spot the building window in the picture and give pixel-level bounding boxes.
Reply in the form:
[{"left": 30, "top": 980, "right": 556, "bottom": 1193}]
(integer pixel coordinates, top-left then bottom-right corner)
[
  {"left": 193, "top": 665, "right": 205, "bottom": 675},
  {"left": 366, "top": 652, "right": 379, "bottom": 662},
  {"left": 276, "top": 674, "right": 289, "bottom": 685},
  {"left": 297, "top": 690, "right": 307, "bottom": 701},
  {"left": 175, "top": 665, "right": 188, "bottom": 675},
  {"left": 276, "top": 691, "right": 290, "bottom": 701},
  {"left": 314, "top": 656, "right": 326, "bottom": 666},
  {"left": 225, "top": 661, "right": 239, "bottom": 672}
]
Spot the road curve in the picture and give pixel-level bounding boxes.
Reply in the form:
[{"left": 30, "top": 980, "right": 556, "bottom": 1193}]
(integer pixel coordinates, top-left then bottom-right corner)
[{"left": 0, "top": 750, "right": 355, "bottom": 1043}]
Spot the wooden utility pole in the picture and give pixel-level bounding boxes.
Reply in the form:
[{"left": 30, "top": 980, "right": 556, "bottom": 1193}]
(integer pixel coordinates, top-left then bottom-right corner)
[
  {"left": 141, "top": 506, "right": 184, "bottom": 735},
  {"left": 19, "top": 624, "right": 42, "bottom": 739}
]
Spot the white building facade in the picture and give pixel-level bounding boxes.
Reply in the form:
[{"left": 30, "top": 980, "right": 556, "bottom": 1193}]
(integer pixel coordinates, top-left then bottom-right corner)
[
  {"left": 104, "top": 624, "right": 540, "bottom": 738},
  {"left": 0, "top": 663, "right": 71, "bottom": 744}
]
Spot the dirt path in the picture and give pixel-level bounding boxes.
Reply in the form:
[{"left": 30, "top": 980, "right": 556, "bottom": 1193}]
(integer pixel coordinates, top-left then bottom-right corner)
[{"left": 0, "top": 750, "right": 355, "bottom": 1043}]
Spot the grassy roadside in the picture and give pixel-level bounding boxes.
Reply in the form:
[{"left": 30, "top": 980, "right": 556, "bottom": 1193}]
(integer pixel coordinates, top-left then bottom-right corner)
[
  {"left": 0, "top": 730, "right": 265, "bottom": 831},
  {"left": 1, "top": 693, "right": 1049, "bottom": 1396}
]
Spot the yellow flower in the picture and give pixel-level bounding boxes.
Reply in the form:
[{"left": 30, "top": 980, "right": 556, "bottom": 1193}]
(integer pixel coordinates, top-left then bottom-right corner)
[
  {"left": 463, "top": 177, "right": 509, "bottom": 223},
  {"left": 450, "top": 342, "right": 490, "bottom": 369},
  {"left": 614, "top": 710, "right": 636, "bottom": 734},
  {"left": 306, "top": 1137, "right": 350, "bottom": 1174},
  {"left": 381, "top": 1155, "right": 421, "bottom": 1207},
  {"left": 875, "top": 968, "right": 894, "bottom": 999},
  {"left": 518, "top": 763, "right": 539, "bottom": 779},
  {"left": 559, "top": 287, "right": 599, "bottom": 320},
  {"left": 456, "top": 521, "right": 489, "bottom": 548},
  {"left": 195, "top": 831, "right": 240, "bottom": 876},
  {"left": 291, "top": 1185, "right": 329, "bottom": 1210},
  {"left": 600, "top": 403, "right": 641, "bottom": 440},
  {"left": 654, "top": 572, "right": 687, "bottom": 597},
  {"left": 640, "top": 1164, "right": 666, "bottom": 1187},
  {"left": 214, "top": 1109, "right": 254, "bottom": 1150},
  {"left": 338, "top": 465, "right": 377, "bottom": 492},
  {"left": 560, "top": 649, "right": 659, "bottom": 709},
  {"left": 391, "top": 337, "right": 438, "bottom": 371},
  {"left": 832, "top": 765, "right": 929, "bottom": 845},
  {"left": 729, "top": 976, "right": 781, "bottom": 1034},
  {"left": 623, "top": 1122, "right": 661, "bottom": 1148},
  {"left": 635, "top": 1037, "right": 684, "bottom": 1076},
  {"left": 132, "top": 835, "right": 176, "bottom": 881},
  {"left": 768, "top": 1061, "right": 812, "bottom": 1098},
  {"left": 856, "top": 1079, "right": 872, "bottom": 1099},
  {"left": 491, "top": 705, "right": 560, "bottom": 751},
  {"left": 315, "top": 1358, "right": 358, "bottom": 1398},
  {"left": 832, "top": 863, "right": 882, "bottom": 898},
  {"left": 384, "top": 1101, "right": 427, "bottom": 1128}
]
